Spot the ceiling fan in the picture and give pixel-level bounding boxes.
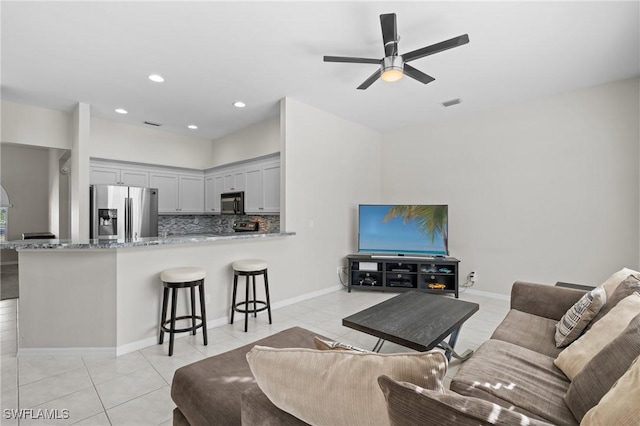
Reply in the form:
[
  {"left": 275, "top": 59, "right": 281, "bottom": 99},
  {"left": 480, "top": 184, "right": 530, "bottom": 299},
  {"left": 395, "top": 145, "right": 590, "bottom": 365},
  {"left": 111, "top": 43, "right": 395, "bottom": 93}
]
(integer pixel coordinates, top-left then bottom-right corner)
[{"left": 324, "top": 13, "right": 469, "bottom": 90}]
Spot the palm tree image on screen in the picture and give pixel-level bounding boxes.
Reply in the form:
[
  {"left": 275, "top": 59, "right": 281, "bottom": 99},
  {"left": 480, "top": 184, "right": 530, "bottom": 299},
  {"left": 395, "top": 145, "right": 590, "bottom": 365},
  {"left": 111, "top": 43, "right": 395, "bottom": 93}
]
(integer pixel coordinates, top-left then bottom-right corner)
[{"left": 383, "top": 205, "right": 449, "bottom": 254}]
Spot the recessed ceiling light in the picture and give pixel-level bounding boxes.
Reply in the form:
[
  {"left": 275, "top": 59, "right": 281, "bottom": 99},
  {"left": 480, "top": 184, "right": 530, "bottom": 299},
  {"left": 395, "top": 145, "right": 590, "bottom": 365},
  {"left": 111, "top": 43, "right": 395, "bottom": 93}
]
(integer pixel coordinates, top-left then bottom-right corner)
[
  {"left": 148, "top": 74, "right": 165, "bottom": 83},
  {"left": 233, "top": 101, "right": 246, "bottom": 108},
  {"left": 115, "top": 108, "right": 128, "bottom": 114},
  {"left": 187, "top": 124, "right": 198, "bottom": 130}
]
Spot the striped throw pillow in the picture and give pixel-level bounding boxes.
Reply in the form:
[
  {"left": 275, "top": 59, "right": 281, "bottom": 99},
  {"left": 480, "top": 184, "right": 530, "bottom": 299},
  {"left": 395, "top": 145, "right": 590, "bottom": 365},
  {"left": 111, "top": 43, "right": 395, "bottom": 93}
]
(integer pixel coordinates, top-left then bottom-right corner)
[{"left": 555, "top": 287, "right": 606, "bottom": 348}]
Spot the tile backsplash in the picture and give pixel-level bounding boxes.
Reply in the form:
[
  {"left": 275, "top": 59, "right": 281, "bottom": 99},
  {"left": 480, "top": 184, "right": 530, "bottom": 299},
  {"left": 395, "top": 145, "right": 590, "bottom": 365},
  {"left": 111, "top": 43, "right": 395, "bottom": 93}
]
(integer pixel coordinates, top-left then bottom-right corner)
[{"left": 158, "top": 214, "right": 280, "bottom": 235}]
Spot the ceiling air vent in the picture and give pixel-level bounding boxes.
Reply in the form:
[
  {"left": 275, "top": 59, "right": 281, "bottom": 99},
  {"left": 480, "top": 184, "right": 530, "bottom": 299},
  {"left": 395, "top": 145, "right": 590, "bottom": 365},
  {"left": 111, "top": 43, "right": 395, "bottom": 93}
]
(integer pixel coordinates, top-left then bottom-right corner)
[
  {"left": 143, "top": 121, "right": 162, "bottom": 127},
  {"left": 442, "top": 98, "right": 461, "bottom": 107}
]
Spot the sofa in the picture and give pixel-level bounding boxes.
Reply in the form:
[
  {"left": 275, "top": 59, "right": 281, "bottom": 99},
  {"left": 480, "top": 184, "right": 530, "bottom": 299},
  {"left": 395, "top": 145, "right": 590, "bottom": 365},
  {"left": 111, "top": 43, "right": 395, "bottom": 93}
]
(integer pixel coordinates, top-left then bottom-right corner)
[{"left": 171, "top": 273, "right": 640, "bottom": 426}]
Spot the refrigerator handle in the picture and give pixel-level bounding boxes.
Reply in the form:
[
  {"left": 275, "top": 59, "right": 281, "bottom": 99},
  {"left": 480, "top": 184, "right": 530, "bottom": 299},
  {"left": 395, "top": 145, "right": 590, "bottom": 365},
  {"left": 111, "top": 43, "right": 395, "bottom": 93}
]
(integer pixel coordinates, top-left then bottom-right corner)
[{"left": 125, "top": 197, "right": 132, "bottom": 240}]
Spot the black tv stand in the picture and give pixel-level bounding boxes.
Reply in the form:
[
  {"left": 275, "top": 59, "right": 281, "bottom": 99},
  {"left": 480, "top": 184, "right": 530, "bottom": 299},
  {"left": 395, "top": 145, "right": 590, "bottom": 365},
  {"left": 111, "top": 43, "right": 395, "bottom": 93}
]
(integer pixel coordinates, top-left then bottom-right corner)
[{"left": 347, "top": 253, "right": 460, "bottom": 298}]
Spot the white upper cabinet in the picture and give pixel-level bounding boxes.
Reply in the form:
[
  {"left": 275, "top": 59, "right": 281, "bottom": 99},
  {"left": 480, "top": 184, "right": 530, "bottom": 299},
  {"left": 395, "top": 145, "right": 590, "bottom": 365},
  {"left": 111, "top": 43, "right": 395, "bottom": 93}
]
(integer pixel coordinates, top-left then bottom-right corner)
[
  {"left": 222, "top": 169, "right": 246, "bottom": 192},
  {"left": 243, "top": 159, "right": 280, "bottom": 214},
  {"left": 262, "top": 161, "right": 281, "bottom": 213},
  {"left": 205, "top": 174, "right": 225, "bottom": 213},
  {"left": 120, "top": 169, "right": 149, "bottom": 187},
  {"left": 179, "top": 175, "right": 205, "bottom": 213},
  {"left": 90, "top": 166, "right": 150, "bottom": 187},
  {"left": 91, "top": 155, "right": 278, "bottom": 216},
  {"left": 150, "top": 172, "right": 204, "bottom": 214},
  {"left": 244, "top": 166, "right": 262, "bottom": 213},
  {"left": 150, "top": 173, "right": 179, "bottom": 213}
]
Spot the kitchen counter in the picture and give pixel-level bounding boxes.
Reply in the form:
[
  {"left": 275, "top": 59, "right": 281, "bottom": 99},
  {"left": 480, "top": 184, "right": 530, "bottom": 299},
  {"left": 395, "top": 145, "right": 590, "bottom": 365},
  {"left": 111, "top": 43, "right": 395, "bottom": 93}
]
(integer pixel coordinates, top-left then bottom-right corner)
[
  {"left": 13, "top": 229, "right": 297, "bottom": 357},
  {"left": 0, "top": 231, "right": 295, "bottom": 250}
]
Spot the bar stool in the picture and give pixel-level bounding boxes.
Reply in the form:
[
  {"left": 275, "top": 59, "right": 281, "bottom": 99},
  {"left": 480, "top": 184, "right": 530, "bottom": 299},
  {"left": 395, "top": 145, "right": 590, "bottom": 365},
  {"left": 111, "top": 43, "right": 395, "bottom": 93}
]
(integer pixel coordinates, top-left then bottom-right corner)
[
  {"left": 159, "top": 267, "right": 208, "bottom": 356},
  {"left": 231, "top": 259, "right": 272, "bottom": 332}
]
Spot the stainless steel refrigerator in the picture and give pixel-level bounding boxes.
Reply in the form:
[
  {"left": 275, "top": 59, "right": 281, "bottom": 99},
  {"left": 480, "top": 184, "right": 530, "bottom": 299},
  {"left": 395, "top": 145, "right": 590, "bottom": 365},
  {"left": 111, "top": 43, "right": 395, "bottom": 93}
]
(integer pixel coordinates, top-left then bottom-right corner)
[{"left": 90, "top": 185, "right": 158, "bottom": 240}]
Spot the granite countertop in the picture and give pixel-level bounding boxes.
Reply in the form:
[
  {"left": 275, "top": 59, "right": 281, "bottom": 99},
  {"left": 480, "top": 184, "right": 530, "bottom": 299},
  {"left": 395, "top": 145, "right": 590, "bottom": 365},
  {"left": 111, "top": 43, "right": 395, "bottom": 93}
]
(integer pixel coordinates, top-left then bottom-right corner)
[{"left": 0, "top": 231, "right": 295, "bottom": 250}]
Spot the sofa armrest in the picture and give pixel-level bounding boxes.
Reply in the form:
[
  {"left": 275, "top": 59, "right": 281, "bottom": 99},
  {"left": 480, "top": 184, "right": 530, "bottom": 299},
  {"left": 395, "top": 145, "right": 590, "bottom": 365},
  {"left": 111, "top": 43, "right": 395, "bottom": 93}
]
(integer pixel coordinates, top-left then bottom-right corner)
[{"left": 510, "top": 281, "right": 587, "bottom": 321}]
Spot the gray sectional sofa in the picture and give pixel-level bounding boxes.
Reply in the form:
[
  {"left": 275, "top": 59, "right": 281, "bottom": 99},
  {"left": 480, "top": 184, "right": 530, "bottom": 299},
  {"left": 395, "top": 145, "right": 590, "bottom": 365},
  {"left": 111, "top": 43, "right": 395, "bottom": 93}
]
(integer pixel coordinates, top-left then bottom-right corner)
[{"left": 171, "top": 280, "right": 639, "bottom": 425}]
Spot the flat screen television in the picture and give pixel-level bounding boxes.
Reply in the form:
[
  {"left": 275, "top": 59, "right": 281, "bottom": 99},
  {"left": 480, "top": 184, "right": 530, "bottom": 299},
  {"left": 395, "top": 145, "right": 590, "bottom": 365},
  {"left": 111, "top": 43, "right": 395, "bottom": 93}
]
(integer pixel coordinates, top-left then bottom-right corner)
[{"left": 358, "top": 204, "right": 448, "bottom": 256}]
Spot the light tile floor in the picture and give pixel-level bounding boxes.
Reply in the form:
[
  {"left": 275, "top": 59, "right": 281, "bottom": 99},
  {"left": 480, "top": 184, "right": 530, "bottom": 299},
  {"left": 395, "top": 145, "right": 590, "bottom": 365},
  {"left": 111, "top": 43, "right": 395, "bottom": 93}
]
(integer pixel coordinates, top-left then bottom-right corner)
[{"left": 0, "top": 289, "right": 509, "bottom": 425}]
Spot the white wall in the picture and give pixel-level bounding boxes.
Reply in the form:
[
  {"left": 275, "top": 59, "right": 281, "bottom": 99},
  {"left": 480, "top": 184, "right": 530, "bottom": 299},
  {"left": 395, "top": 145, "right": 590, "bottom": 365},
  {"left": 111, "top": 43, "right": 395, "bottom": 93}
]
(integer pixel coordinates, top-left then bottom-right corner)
[
  {"left": 1, "top": 101, "right": 71, "bottom": 149},
  {"left": 282, "top": 98, "right": 382, "bottom": 282},
  {"left": 70, "top": 103, "right": 91, "bottom": 240},
  {"left": 90, "top": 117, "right": 213, "bottom": 169},
  {"left": 209, "top": 116, "right": 280, "bottom": 168},
  {"left": 1, "top": 144, "right": 51, "bottom": 262},
  {"left": 381, "top": 78, "right": 640, "bottom": 295}
]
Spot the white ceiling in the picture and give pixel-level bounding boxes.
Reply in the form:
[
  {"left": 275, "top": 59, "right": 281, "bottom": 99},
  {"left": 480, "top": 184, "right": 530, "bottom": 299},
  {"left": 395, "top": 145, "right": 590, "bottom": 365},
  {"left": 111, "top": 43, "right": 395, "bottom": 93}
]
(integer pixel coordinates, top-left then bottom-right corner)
[{"left": 2, "top": 1, "right": 639, "bottom": 141}]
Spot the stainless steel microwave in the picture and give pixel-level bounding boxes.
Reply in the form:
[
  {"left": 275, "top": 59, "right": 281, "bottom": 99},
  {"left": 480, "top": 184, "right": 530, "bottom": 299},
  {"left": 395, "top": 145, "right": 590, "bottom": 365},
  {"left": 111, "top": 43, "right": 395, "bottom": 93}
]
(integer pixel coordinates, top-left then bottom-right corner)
[{"left": 221, "top": 191, "right": 245, "bottom": 215}]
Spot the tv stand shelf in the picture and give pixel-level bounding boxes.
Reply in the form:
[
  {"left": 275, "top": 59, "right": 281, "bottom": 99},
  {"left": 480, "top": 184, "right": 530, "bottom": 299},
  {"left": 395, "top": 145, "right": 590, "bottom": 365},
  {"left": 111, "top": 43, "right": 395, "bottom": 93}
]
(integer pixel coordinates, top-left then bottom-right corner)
[{"left": 346, "top": 254, "right": 460, "bottom": 298}]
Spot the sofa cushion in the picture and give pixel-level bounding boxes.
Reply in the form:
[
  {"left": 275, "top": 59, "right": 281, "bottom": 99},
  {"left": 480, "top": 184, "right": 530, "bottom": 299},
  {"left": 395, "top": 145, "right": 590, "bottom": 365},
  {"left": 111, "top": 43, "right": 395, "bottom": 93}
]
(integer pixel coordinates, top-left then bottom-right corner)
[
  {"left": 598, "top": 267, "right": 639, "bottom": 300},
  {"left": 564, "top": 313, "right": 640, "bottom": 421},
  {"left": 241, "top": 385, "right": 309, "bottom": 426},
  {"left": 377, "top": 375, "right": 554, "bottom": 426},
  {"left": 246, "top": 346, "right": 447, "bottom": 426},
  {"left": 490, "top": 309, "right": 562, "bottom": 358},
  {"left": 450, "top": 339, "right": 576, "bottom": 426},
  {"left": 581, "top": 355, "right": 640, "bottom": 425},
  {"left": 590, "top": 274, "right": 640, "bottom": 326},
  {"left": 171, "top": 327, "right": 321, "bottom": 426},
  {"left": 554, "top": 286, "right": 606, "bottom": 348},
  {"left": 554, "top": 292, "right": 640, "bottom": 380}
]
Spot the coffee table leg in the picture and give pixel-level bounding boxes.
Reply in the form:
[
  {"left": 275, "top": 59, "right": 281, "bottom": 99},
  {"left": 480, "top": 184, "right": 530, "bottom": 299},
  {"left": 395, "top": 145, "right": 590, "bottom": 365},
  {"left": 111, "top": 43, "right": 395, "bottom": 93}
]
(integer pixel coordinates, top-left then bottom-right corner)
[
  {"left": 372, "top": 338, "right": 385, "bottom": 353},
  {"left": 438, "top": 326, "right": 474, "bottom": 361}
]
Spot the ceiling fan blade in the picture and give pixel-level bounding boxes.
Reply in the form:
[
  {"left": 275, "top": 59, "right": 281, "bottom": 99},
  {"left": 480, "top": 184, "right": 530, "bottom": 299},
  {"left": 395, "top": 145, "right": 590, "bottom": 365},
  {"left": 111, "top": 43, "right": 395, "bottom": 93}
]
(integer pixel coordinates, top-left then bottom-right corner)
[
  {"left": 403, "top": 34, "right": 470, "bottom": 63},
  {"left": 324, "top": 56, "right": 381, "bottom": 64},
  {"left": 380, "top": 13, "right": 398, "bottom": 57},
  {"left": 403, "top": 64, "right": 435, "bottom": 85},
  {"left": 357, "top": 69, "right": 382, "bottom": 90}
]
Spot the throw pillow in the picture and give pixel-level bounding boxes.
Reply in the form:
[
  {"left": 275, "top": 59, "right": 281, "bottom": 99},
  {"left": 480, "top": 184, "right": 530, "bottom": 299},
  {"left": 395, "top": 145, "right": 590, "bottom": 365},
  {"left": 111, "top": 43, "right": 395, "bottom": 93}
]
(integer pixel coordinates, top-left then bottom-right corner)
[
  {"left": 564, "top": 313, "right": 640, "bottom": 421},
  {"left": 313, "top": 336, "right": 371, "bottom": 353},
  {"left": 246, "top": 346, "right": 447, "bottom": 426},
  {"left": 554, "top": 292, "right": 640, "bottom": 380},
  {"left": 377, "top": 375, "right": 553, "bottom": 426},
  {"left": 590, "top": 274, "right": 640, "bottom": 326},
  {"left": 554, "top": 286, "right": 606, "bottom": 348},
  {"left": 599, "top": 267, "right": 639, "bottom": 300},
  {"left": 581, "top": 355, "right": 640, "bottom": 425}
]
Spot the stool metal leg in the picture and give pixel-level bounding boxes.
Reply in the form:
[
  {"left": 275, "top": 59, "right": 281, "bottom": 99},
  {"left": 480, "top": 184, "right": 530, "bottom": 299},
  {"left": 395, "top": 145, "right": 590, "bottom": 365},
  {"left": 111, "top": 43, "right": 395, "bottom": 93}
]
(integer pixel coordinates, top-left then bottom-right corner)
[
  {"left": 244, "top": 274, "right": 250, "bottom": 332},
  {"left": 190, "top": 285, "right": 197, "bottom": 336},
  {"left": 169, "top": 287, "right": 178, "bottom": 356},
  {"left": 159, "top": 286, "right": 169, "bottom": 344},
  {"left": 252, "top": 274, "right": 258, "bottom": 318},
  {"left": 199, "top": 281, "right": 208, "bottom": 346},
  {"left": 264, "top": 270, "right": 272, "bottom": 324},
  {"left": 230, "top": 274, "right": 238, "bottom": 324}
]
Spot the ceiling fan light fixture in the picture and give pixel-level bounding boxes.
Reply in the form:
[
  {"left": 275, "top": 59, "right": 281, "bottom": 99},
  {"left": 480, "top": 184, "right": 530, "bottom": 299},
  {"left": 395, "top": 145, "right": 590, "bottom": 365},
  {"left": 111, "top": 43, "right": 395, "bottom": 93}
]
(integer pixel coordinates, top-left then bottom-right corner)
[{"left": 380, "top": 56, "right": 404, "bottom": 82}]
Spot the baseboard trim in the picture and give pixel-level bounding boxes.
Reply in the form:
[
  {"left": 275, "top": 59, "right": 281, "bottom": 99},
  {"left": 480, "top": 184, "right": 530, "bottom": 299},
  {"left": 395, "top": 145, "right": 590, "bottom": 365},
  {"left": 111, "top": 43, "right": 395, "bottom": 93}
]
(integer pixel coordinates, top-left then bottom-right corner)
[
  {"left": 463, "top": 288, "right": 510, "bottom": 301},
  {"left": 17, "top": 346, "right": 116, "bottom": 358}
]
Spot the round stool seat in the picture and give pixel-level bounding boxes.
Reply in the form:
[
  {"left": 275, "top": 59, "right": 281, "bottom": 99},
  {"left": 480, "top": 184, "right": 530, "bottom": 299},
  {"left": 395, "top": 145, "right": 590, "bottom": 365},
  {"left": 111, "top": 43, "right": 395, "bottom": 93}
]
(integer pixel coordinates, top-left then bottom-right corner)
[
  {"left": 232, "top": 259, "right": 268, "bottom": 272},
  {"left": 161, "top": 267, "right": 206, "bottom": 283}
]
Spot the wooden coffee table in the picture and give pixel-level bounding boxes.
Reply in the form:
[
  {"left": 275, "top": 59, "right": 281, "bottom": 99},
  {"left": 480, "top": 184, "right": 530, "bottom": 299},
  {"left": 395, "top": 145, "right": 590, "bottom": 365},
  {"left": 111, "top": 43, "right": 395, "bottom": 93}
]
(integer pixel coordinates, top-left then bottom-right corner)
[{"left": 342, "top": 291, "right": 479, "bottom": 360}]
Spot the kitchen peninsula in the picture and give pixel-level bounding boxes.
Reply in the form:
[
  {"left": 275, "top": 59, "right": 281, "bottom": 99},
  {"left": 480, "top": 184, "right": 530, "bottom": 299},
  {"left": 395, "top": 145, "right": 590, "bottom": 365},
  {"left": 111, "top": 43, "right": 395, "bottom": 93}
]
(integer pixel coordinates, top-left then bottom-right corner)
[{"left": 3, "top": 231, "right": 294, "bottom": 357}]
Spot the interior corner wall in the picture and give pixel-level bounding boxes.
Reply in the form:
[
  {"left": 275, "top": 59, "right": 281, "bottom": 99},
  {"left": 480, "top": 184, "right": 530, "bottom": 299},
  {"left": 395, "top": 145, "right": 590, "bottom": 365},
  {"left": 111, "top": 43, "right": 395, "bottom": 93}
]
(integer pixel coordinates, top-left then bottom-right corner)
[
  {"left": 0, "top": 144, "right": 51, "bottom": 262},
  {"left": 209, "top": 115, "right": 280, "bottom": 168},
  {"left": 89, "top": 117, "right": 213, "bottom": 169},
  {"left": 281, "top": 98, "right": 381, "bottom": 295},
  {"left": 381, "top": 78, "right": 640, "bottom": 296}
]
